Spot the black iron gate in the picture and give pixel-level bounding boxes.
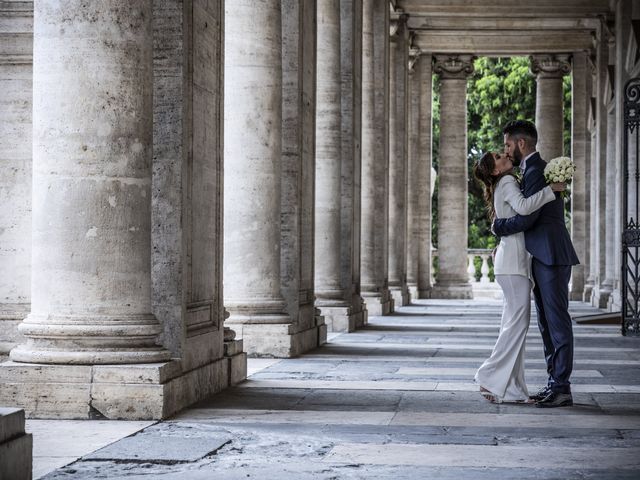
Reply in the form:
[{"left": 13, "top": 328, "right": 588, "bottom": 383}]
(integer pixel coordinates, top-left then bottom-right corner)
[{"left": 622, "top": 77, "right": 640, "bottom": 336}]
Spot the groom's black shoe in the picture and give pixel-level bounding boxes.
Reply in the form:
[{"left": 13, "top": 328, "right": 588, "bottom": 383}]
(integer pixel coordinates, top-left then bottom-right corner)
[
  {"left": 529, "top": 385, "right": 552, "bottom": 402},
  {"left": 535, "top": 391, "right": 573, "bottom": 408}
]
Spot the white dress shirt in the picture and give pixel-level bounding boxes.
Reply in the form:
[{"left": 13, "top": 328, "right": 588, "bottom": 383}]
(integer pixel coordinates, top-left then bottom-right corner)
[{"left": 518, "top": 150, "right": 537, "bottom": 172}]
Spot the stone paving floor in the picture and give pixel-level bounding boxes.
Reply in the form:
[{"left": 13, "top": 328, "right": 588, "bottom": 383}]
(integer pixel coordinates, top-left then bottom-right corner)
[{"left": 37, "top": 299, "right": 640, "bottom": 479}]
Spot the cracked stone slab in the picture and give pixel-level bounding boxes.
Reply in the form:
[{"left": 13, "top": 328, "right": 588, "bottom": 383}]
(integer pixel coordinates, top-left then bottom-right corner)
[{"left": 83, "top": 430, "right": 232, "bottom": 463}]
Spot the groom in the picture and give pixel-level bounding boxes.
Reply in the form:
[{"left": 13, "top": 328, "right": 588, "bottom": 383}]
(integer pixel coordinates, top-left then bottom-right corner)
[{"left": 493, "top": 120, "right": 579, "bottom": 408}]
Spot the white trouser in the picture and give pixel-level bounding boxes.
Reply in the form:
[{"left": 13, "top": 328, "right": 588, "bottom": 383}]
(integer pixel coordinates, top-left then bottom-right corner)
[{"left": 475, "top": 274, "right": 531, "bottom": 401}]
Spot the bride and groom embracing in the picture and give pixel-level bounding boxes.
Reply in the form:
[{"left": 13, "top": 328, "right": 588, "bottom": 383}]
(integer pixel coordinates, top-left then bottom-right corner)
[{"left": 473, "top": 120, "right": 579, "bottom": 408}]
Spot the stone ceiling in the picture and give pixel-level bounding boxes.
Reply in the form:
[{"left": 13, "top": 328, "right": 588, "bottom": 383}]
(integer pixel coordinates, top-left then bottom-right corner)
[{"left": 394, "top": 0, "right": 613, "bottom": 55}]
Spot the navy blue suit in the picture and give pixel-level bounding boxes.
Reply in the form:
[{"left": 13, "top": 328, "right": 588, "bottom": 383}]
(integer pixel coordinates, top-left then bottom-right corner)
[{"left": 493, "top": 152, "right": 579, "bottom": 394}]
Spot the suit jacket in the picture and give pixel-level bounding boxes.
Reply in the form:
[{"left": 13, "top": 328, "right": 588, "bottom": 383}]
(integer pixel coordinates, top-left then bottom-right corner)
[
  {"left": 493, "top": 175, "right": 555, "bottom": 276},
  {"left": 493, "top": 153, "right": 580, "bottom": 267}
]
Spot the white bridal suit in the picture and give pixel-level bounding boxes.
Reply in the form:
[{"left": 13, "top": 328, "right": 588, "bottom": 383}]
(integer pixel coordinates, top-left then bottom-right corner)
[{"left": 475, "top": 175, "right": 556, "bottom": 402}]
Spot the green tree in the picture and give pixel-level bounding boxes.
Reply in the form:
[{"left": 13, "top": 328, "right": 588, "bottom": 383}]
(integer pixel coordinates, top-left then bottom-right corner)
[
  {"left": 466, "top": 57, "right": 536, "bottom": 247},
  {"left": 432, "top": 57, "right": 572, "bottom": 250}
]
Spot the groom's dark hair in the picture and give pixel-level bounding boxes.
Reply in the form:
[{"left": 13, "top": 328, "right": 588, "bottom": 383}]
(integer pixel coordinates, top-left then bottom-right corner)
[{"left": 503, "top": 120, "right": 538, "bottom": 146}]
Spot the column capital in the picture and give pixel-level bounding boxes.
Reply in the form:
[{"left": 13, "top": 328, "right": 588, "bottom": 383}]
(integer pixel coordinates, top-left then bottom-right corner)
[
  {"left": 409, "top": 47, "right": 421, "bottom": 72},
  {"left": 530, "top": 54, "right": 571, "bottom": 78},
  {"left": 433, "top": 54, "right": 475, "bottom": 79},
  {"left": 390, "top": 13, "right": 408, "bottom": 37}
]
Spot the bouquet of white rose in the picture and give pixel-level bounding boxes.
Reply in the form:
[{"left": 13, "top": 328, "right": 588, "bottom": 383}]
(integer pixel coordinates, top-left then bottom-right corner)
[{"left": 544, "top": 156, "right": 575, "bottom": 198}]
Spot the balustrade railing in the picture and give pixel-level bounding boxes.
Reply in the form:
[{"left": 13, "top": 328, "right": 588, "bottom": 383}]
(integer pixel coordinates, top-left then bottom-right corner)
[
  {"left": 431, "top": 248, "right": 495, "bottom": 284},
  {"left": 431, "top": 248, "right": 500, "bottom": 298}
]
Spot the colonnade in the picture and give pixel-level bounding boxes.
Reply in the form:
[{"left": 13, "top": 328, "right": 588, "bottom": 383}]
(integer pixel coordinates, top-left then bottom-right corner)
[{"left": 0, "top": 0, "right": 634, "bottom": 420}]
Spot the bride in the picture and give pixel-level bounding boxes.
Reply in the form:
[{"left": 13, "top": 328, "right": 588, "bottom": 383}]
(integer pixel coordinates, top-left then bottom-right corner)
[{"left": 472, "top": 151, "right": 565, "bottom": 403}]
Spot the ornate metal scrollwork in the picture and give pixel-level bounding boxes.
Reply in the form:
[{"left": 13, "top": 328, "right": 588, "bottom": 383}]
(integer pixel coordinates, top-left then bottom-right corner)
[
  {"left": 622, "top": 78, "right": 640, "bottom": 336},
  {"left": 624, "top": 78, "right": 640, "bottom": 134}
]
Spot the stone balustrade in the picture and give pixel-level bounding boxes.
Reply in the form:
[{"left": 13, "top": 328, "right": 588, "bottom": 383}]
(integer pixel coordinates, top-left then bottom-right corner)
[{"left": 432, "top": 249, "right": 500, "bottom": 298}]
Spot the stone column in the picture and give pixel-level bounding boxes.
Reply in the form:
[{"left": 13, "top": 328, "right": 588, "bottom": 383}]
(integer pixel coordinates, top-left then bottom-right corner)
[
  {"left": 611, "top": 0, "right": 633, "bottom": 311},
  {"left": 152, "top": 1, "right": 244, "bottom": 387},
  {"left": 388, "top": 15, "right": 410, "bottom": 307},
  {"left": 570, "top": 51, "right": 590, "bottom": 300},
  {"left": 0, "top": 3, "right": 31, "bottom": 355},
  {"left": 407, "top": 51, "right": 420, "bottom": 298},
  {"left": 584, "top": 57, "right": 597, "bottom": 302},
  {"left": 604, "top": 36, "right": 617, "bottom": 310},
  {"left": 315, "top": 0, "right": 350, "bottom": 330},
  {"left": 360, "top": 0, "right": 392, "bottom": 315},
  {"left": 417, "top": 53, "right": 433, "bottom": 299},
  {"left": 431, "top": 54, "right": 474, "bottom": 299},
  {"left": 592, "top": 24, "right": 611, "bottom": 308},
  {"left": 604, "top": 100, "right": 617, "bottom": 298},
  {"left": 531, "top": 54, "right": 571, "bottom": 161},
  {"left": 0, "top": 1, "right": 225, "bottom": 420},
  {"left": 224, "top": 0, "right": 290, "bottom": 355},
  {"left": 281, "top": 0, "right": 327, "bottom": 354},
  {"left": 340, "top": 0, "right": 367, "bottom": 329},
  {"left": 10, "top": 0, "right": 169, "bottom": 365}
]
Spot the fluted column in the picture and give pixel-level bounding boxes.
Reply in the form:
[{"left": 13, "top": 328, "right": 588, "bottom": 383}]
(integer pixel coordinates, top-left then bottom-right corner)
[
  {"left": 315, "top": 0, "right": 345, "bottom": 307},
  {"left": 570, "top": 51, "right": 590, "bottom": 300},
  {"left": 531, "top": 54, "right": 571, "bottom": 161},
  {"left": 431, "top": 55, "right": 474, "bottom": 299},
  {"left": 388, "top": 15, "right": 410, "bottom": 307},
  {"left": 10, "top": 0, "right": 169, "bottom": 364},
  {"left": 224, "top": 0, "right": 292, "bottom": 348},
  {"left": 361, "top": 0, "right": 392, "bottom": 315},
  {"left": 417, "top": 53, "right": 433, "bottom": 298}
]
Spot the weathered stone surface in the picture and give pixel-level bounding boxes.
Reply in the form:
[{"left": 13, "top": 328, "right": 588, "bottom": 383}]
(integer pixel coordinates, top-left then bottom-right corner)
[
  {"left": 280, "top": 0, "right": 325, "bottom": 352},
  {"left": 340, "top": 0, "right": 367, "bottom": 330},
  {"left": 0, "top": 358, "right": 229, "bottom": 420},
  {"left": 0, "top": 408, "right": 32, "bottom": 480},
  {"left": 152, "top": 0, "right": 230, "bottom": 376},
  {"left": 0, "top": 2, "right": 31, "bottom": 355},
  {"left": 360, "top": 0, "right": 393, "bottom": 316},
  {"left": 10, "top": 0, "right": 170, "bottom": 365},
  {"left": 315, "top": 0, "right": 344, "bottom": 304},
  {"left": 83, "top": 426, "right": 231, "bottom": 463},
  {"left": 388, "top": 16, "right": 410, "bottom": 308}
]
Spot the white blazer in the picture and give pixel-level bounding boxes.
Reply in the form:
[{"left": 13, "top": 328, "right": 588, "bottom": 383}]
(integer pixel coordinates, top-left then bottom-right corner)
[{"left": 493, "top": 175, "right": 555, "bottom": 277}]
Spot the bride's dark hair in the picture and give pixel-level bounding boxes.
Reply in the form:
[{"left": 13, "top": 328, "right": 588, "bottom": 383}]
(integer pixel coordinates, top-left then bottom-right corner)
[{"left": 473, "top": 152, "right": 516, "bottom": 222}]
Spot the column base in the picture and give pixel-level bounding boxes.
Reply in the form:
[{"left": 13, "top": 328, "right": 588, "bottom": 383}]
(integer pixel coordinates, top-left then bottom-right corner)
[
  {"left": 583, "top": 283, "right": 594, "bottom": 303},
  {"left": 592, "top": 285, "right": 612, "bottom": 309},
  {"left": 431, "top": 282, "right": 473, "bottom": 299},
  {"left": 408, "top": 283, "right": 418, "bottom": 300},
  {"left": 316, "top": 304, "right": 354, "bottom": 332},
  {"left": 389, "top": 284, "right": 410, "bottom": 307},
  {"left": 607, "top": 287, "right": 622, "bottom": 312},
  {"left": 362, "top": 290, "right": 394, "bottom": 316},
  {"left": 227, "top": 320, "right": 326, "bottom": 358},
  {"left": 417, "top": 287, "right": 432, "bottom": 299},
  {"left": 0, "top": 408, "right": 32, "bottom": 480},
  {"left": 570, "top": 290, "right": 584, "bottom": 301},
  {"left": 316, "top": 302, "right": 367, "bottom": 333},
  {"left": 224, "top": 339, "right": 247, "bottom": 386},
  {"left": 0, "top": 357, "right": 229, "bottom": 420},
  {"left": 0, "top": 304, "right": 28, "bottom": 356}
]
